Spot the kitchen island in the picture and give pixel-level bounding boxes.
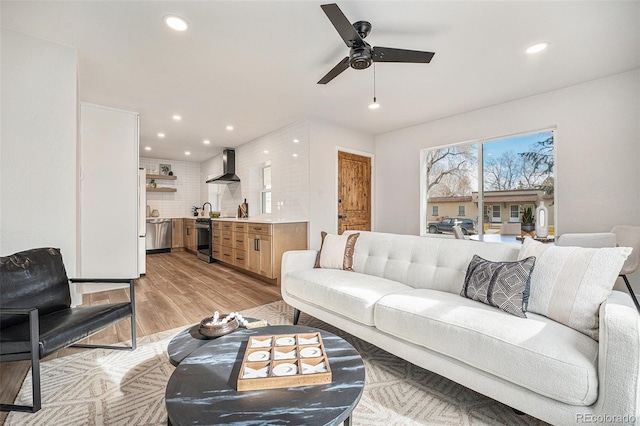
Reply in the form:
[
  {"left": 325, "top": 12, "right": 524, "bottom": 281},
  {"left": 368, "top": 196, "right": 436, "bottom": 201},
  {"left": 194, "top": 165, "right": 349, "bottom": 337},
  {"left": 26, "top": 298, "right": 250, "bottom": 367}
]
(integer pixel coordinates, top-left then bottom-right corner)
[{"left": 211, "top": 218, "right": 308, "bottom": 285}]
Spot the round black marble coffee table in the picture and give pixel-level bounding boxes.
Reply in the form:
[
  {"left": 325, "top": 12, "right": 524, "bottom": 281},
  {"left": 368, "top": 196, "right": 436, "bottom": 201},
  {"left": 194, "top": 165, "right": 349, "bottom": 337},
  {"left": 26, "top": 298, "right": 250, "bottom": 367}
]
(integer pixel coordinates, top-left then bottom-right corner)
[
  {"left": 165, "top": 325, "right": 365, "bottom": 426},
  {"left": 167, "top": 318, "right": 260, "bottom": 366}
]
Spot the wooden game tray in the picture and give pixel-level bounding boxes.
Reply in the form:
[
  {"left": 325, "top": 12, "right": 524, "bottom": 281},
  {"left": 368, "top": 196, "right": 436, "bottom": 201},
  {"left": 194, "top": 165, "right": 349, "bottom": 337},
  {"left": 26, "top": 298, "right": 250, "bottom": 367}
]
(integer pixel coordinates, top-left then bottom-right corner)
[{"left": 237, "top": 332, "right": 332, "bottom": 391}]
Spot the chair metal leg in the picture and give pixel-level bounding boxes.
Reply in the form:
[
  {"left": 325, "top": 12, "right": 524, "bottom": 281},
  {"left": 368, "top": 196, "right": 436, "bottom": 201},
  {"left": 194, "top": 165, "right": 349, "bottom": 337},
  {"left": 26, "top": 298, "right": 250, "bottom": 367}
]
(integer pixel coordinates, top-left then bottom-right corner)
[
  {"left": 0, "top": 309, "right": 41, "bottom": 412},
  {"left": 72, "top": 279, "right": 137, "bottom": 350},
  {"left": 293, "top": 308, "right": 301, "bottom": 325},
  {"left": 621, "top": 275, "right": 640, "bottom": 314}
]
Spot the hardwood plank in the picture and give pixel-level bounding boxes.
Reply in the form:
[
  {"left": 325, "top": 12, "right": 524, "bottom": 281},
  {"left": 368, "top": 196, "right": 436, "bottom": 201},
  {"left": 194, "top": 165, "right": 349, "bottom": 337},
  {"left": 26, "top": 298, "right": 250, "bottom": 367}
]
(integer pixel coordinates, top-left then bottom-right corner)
[{"left": 0, "top": 251, "right": 282, "bottom": 424}]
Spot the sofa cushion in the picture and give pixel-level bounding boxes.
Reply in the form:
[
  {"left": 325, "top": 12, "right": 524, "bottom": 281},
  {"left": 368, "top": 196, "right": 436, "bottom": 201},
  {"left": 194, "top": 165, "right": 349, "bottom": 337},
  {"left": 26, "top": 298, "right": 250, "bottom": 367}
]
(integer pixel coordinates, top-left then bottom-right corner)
[
  {"left": 0, "top": 302, "right": 133, "bottom": 358},
  {"left": 345, "top": 231, "right": 521, "bottom": 294},
  {"left": 518, "top": 237, "right": 632, "bottom": 341},
  {"left": 314, "top": 232, "right": 359, "bottom": 270},
  {"left": 284, "top": 268, "right": 413, "bottom": 326},
  {"left": 374, "top": 289, "right": 599, "bottom": 405},
  {"left": 461, "top": 255, "right": 536, "bottom": 318}
]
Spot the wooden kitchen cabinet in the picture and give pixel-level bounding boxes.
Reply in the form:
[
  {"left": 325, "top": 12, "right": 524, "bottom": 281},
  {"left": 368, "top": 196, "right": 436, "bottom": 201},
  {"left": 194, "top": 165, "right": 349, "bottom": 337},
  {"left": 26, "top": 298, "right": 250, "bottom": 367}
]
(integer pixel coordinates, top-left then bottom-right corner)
[
  {"left": 184, "top": 219, "right": 197, "bottom": 253},
  {"left": 171, "top": 218, "right": 184, "bottom": 249},
  {"left": 247, "top": 234, "right": 272, "bottom": 277},
  {"left": 211, "top": 220, "right": 307, "bottom": 284}
]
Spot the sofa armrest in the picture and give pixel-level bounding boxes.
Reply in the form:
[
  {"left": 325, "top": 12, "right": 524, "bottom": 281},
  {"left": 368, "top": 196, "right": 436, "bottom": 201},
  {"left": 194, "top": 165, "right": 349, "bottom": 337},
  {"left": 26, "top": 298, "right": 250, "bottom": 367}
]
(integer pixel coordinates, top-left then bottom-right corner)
[
  {"left": 0, "top": 308, "right": 40, "bottom": 361},
  {"left": 281, "top": 250, "right": 318, "bottom": 276},
  {"left": 69, "top": 278, "right": 135, "bottom": 300},
  {"left": 593, "top": 290, "right": 640, "bottom": 418}
]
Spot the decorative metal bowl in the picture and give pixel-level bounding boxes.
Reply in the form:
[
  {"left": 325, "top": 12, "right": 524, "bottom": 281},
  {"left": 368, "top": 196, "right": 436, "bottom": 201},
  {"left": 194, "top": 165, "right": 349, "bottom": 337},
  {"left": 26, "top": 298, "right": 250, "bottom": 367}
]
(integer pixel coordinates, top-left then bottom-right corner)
[{"left": 198, "top": 315, "right": 239, "bottom": 338}]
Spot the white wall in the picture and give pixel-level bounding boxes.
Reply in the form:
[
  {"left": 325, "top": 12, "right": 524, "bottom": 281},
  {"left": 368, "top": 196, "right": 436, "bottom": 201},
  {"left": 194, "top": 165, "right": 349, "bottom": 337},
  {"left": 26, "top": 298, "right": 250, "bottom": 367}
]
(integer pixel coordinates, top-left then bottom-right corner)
[
  {"left": 309, "top": 118, "right": 376, "bottom": 249},
  {"left": 375, "top": 70, "right": 640, "bottom": 291},
  {"left": 201, "top": 120, "right": 310, "bottom": 221},
  {"left": 1, "top": 29, "right": 79, "bottom": 275},
  {"left": 140, "top": 157, "right": 201, "bottom": 218}
]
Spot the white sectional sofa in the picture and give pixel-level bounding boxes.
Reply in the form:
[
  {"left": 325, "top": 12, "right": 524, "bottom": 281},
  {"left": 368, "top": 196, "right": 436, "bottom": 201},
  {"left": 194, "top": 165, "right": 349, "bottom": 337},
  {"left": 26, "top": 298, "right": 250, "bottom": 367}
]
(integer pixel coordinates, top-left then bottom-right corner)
[{"left": 281, "top": 231, "right": 640, "bottom": 425}]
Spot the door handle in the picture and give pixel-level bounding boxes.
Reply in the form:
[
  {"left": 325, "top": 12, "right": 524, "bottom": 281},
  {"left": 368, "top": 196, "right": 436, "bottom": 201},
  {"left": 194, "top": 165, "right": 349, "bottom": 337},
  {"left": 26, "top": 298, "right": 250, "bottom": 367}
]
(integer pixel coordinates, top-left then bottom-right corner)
[{"left": 338, "top": 215, "right": 347, "bottom": 219}]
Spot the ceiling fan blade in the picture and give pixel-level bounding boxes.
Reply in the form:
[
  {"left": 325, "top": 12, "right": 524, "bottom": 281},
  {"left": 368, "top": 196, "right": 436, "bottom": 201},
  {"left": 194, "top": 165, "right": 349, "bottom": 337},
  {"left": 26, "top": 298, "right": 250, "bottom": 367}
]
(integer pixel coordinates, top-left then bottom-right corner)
[
  {"left": 317, "top": 57, "right": 350, "bottom": 84},
  {"left": 321, "top": 3, "right": 363, "bottom": 48},
  {"left": 373, "top": 46, "right": 435, "bottom": 63}
]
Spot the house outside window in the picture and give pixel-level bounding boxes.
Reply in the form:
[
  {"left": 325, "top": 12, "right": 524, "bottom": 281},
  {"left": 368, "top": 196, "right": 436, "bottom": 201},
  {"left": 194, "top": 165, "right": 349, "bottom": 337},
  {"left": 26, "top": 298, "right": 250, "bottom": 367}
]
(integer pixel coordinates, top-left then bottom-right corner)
[
  {"left": 261, "top": 165, "right": 272, "bottom": 214},
  {"left": 458, "top": 206, "right": 465, "bottom": 216},
  {"left": 432, "top": 206, "right": 438, "bottom": 216}
]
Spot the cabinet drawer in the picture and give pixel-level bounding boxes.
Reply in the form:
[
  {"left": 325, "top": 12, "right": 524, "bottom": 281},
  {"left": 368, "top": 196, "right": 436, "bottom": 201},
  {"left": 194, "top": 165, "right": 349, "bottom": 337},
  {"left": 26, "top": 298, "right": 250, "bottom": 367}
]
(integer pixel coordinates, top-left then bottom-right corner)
[
  {"left": 212, "top": 244, "right": 222, "bottom": 260},
  {"left": 212, "top": 232, "right": 221, "bottom": 246},
  {"left": 220, "top": 231, "right": 233, "bottom": 247},
  {"left": 220, "top": 245, "right": 233, "bottom": 263},
  {"left": 211, "top": 221, "right": 221, "bottom": 230},
  {"left": 233, "top": 222, "right": 247, "bottom": 233},
  {"left": 233, "top": 249, "right": 246, "bottom": 268},
  {"left": 233, "top": 232, "right": 248, "bottom": 251},
  {"left": 221, "top": 222, "right": 233, "bottom": 231},
  {"left": 248, "top": 224, "right": 272, "bottom": 235}
]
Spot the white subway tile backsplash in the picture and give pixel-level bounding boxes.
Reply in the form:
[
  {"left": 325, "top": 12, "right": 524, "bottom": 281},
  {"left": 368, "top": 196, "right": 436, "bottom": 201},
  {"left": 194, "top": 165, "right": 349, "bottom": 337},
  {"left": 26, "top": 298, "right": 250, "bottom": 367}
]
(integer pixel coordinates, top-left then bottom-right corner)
[
  {"left": 143, "top": 120, "right": 310, "bottom": 220},
  {"left": 140, "top": 157, "right": 201, "bottom": 218},
  {"left": 201, "top": 119, "right": 309, "bottom": 221}
]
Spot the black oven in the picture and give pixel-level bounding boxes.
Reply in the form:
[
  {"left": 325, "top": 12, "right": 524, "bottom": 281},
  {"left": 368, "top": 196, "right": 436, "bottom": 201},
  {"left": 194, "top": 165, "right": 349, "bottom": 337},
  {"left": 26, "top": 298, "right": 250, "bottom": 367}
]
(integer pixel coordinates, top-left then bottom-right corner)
[{"left": 195, "top": 218, "right": 213, "bottom": 263}]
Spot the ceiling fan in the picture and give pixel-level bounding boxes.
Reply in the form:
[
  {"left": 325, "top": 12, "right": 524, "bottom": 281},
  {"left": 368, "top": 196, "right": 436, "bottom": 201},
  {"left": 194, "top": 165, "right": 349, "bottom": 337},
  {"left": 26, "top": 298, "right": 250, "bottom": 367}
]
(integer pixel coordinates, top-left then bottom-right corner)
[{"left": 317, "top": 3, "right": 435, "bottom": 84}]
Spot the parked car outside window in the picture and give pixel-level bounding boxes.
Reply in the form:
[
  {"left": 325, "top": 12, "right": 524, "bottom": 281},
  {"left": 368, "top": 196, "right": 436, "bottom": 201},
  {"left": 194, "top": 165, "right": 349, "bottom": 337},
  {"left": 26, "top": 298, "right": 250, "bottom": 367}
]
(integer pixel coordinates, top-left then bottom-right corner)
[{"left": 427, "top": 218, "right": 477, "bottom": 235}]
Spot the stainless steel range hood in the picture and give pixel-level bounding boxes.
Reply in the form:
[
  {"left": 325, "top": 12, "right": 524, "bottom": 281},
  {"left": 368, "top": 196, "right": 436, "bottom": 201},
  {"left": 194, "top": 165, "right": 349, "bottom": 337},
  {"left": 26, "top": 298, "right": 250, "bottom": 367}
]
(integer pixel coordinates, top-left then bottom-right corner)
[{"left": 206, "top": 149, "right": 241, "bottom": 184}]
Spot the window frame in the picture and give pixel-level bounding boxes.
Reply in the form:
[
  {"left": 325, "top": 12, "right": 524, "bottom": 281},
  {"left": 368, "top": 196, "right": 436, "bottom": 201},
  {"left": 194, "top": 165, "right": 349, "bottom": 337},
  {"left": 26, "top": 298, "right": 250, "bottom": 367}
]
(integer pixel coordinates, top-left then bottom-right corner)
[
  {"left": 420, "top": 128, "right": 555, "bottom": 236},
  {"left": 261, "top": 164, "right": 272, "bottom": 215}
]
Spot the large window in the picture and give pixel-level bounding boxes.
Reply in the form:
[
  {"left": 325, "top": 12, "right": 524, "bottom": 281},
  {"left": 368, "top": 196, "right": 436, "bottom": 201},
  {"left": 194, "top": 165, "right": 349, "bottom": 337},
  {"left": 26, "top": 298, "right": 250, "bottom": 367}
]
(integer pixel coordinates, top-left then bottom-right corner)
[{"left": 421, "top": 130, "right": 554, "bottom": 236}]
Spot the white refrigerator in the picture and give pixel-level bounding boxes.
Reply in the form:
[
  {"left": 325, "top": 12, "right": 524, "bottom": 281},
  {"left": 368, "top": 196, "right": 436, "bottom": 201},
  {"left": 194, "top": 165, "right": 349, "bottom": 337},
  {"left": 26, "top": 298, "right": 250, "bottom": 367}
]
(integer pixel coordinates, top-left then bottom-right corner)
[{"left": 138, "top": 168, "right": 147, "bottom": 275}]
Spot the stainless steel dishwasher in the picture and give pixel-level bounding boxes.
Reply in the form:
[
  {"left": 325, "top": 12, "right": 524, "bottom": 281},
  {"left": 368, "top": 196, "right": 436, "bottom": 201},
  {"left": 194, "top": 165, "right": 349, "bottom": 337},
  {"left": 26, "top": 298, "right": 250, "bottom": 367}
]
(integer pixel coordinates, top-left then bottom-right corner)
[{"left": 146, "top": 218, "right": 172, "bottom": 253}]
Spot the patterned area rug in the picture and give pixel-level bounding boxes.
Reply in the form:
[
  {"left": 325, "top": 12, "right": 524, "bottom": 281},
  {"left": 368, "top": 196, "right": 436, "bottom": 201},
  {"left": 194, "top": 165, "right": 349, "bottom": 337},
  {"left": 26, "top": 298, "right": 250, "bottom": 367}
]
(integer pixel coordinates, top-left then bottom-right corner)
[{"left": 7, "top": 300, "right": 547, "bottom": 425}]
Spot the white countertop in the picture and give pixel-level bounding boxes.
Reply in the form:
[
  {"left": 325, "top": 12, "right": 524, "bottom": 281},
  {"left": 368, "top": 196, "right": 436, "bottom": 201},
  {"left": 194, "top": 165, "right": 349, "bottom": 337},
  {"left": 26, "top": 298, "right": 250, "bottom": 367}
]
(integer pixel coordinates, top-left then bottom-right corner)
[
  {"left": 211, "top": 217, "right": 308, "bottom": 224},
  {"left": 146, "top": 216, "right": 308, "bottom": 224}
]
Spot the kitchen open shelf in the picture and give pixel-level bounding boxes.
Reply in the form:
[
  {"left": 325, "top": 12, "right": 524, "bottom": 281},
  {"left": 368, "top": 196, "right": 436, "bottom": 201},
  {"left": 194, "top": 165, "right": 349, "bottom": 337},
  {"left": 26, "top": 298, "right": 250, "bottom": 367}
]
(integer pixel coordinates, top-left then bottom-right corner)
[
  {"left": 147, "top": 187, "right": 177, "bottom": 192},
  {"left": 146, "top": 174, "right": 177, "bottom": 180}
]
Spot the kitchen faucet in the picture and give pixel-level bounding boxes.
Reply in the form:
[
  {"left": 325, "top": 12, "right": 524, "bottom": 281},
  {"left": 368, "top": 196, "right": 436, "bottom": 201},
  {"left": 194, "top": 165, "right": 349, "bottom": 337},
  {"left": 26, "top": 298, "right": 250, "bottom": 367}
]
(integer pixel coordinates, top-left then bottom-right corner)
[{"left": 202, "top": 202, "right": 212, "bottom": 215}]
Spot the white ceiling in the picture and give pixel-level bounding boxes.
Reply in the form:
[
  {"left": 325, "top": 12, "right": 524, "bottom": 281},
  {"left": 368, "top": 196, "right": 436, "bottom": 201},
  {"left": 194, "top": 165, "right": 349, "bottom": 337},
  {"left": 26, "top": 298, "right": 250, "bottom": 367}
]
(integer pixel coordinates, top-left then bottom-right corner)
[{"left": 3, "top": 1, "right": 639, "bottom": 163}]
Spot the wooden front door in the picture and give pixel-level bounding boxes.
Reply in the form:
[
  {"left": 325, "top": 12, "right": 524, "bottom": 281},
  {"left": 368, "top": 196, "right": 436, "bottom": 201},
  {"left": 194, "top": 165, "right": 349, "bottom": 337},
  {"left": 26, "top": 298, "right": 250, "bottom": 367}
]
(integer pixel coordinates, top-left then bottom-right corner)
[{"left": 338, "top": 151, "right": 372, "bottom": 234}]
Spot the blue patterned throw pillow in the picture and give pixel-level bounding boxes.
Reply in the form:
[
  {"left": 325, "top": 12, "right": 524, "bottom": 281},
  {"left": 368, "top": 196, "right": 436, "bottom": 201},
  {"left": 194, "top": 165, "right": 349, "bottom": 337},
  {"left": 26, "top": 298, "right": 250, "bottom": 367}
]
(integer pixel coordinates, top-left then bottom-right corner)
[{"left": 461, "top": 255, "right": 536, "bottom": 318}]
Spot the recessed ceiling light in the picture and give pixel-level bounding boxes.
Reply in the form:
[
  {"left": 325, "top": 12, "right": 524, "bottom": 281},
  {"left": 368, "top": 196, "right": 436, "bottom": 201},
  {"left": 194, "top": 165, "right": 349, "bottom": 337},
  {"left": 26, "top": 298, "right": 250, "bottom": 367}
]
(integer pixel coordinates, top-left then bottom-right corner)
[
  {"left": 293, "top": 139, "right": 299, "bottom": 143},
  {"left": 263, "top": 150, "right": 269, "bottom": 154},
  {"left": 158, "top": 133, "right": 165, "bottom": 138},
  {"left": 203, "top": 139, "right": 210, "bottom": 145},
  {"left": 526, "top": 42, "right": 550, "bottom": 54},
  {"left": 144, "top": 146, "right": 152, "bottom": 151},
  {"left": 292, "top": 153, "right": 298, "bottom": 158},
  {"left": 185, "top": 151, "right": 191, "bottom": 156},
  {"left": 226, "top": 125, "right": 234, "bottom": 131},
  {"left": 172, "top": 115, "right": 182, "bottom": 121},
  {"left": 164, "top": 15, "right": 189, "bottom": 32}
]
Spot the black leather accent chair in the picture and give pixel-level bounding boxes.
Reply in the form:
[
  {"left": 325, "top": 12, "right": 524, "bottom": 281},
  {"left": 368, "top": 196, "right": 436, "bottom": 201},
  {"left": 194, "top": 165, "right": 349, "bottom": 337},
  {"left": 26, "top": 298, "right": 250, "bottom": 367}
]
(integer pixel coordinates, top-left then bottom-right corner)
[{"left": 0, "top": 247, "right": 137, "bottom": 413}]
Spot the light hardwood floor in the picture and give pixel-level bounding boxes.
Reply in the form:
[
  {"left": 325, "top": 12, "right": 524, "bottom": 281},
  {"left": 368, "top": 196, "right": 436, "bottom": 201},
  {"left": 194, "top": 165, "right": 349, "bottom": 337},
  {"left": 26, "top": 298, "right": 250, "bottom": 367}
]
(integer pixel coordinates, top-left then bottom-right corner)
[{"left": 0, "top": 251, "right": 283, "bottom": 423}]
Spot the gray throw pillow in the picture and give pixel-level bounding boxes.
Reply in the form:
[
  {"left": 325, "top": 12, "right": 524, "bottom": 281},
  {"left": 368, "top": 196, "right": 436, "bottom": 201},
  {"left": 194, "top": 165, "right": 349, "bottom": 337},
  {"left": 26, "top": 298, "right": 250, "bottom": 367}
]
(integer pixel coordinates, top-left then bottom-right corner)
[{"left": 461, "top": 255, "right": 536, "bottom": 318}]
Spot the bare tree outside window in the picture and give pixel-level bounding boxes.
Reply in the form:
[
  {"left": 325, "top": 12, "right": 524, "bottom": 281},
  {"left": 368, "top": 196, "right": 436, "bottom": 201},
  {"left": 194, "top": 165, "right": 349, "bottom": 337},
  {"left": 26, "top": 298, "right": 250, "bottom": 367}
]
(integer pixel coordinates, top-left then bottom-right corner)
[{"left": 425, "top": 145, "right": 477, "bottom": 197}]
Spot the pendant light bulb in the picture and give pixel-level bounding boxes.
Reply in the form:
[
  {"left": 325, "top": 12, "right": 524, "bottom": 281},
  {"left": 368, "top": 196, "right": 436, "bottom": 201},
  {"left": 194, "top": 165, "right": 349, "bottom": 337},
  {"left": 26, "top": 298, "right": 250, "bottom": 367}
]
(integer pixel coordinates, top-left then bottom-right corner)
[{"left": 368, "top": 97, "right": 380, "bottom": 109}]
